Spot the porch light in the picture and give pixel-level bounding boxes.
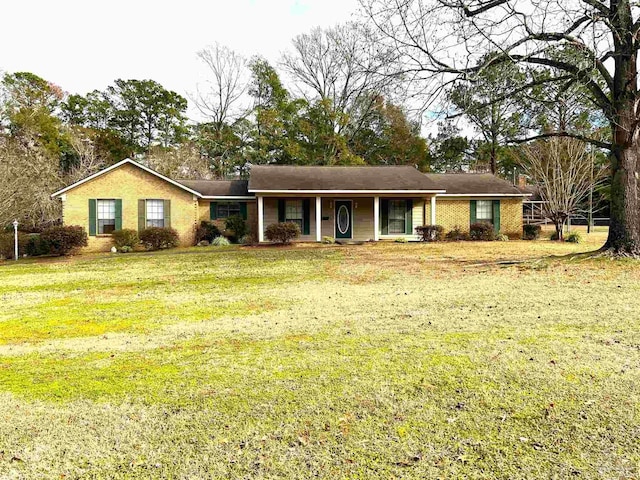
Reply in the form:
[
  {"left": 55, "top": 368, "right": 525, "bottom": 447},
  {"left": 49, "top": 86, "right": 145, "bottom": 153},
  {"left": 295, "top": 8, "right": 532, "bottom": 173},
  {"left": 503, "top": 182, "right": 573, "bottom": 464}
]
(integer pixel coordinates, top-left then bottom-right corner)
[{"left": 12, "top": 220, "right": 18, "bottom": 261}]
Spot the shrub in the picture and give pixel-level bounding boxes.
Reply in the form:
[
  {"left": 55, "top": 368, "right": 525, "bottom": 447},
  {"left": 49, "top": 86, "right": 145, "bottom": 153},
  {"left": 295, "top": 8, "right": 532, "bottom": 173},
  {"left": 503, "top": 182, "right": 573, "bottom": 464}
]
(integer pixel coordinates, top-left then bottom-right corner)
[
  {"left": 195, "top": 221, "right": 221, "bottom": 244},
  {"left": 238, "top": 235, "right": 253, "bottom": 245},
  {"left": 139, "top": 227, "right": 179, "bottom": 251},
  {"left": 549, "top": 230, "right": 560, "bottom": 241},
  {"left": 470, "top": 222, "right": 497, "bottom": 241},
  {"left": 523, "top": 224, "right": 542, "bottom": 240},
  {"left": 395, "top": 237, "right": 408, "bottom": 243},
  {"left": 322, "top": 236, "right": 335, "bottom": 244},
  {"left": 112, "top": 229, "right": 139, "bottom": 250},
  {"left": 224, "top": 215, "right": 248, "bottom": 243},
  {"left": 40, "top": 225, "right": 88, "bottom": 256},
  {"left": 415, "top": 225, "right": 444, "bottom": 242},
  {"left": 212, "top": 236, "right": 231, "bottom": 246},
  {"left": 25, "top": 234, "right": 48, "bottom": 257},
  {"left": 265, "top": 222, "right": 300, "bottom": 244},
  {"left": 119, "top": 245, "right": 133, "bottom": 253},
  {"left": 565, "top": 231, "right": 582, "bottom": 243},
  {"left": 0, "top": 232, "right": 29, "bottom": 259},
  {"left": 445, "top": 226, "right": 469, "bottom": 241},
  {"left": 496, "top": 233, "right": 509, "bottom": 241}
]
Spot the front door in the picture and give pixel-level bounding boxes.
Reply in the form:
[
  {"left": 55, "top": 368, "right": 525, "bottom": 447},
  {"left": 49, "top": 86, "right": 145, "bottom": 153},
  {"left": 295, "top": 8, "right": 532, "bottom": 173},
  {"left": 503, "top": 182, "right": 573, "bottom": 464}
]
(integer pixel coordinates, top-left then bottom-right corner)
[{"left": 335, "top": 200, "right": 352, "bottom": 239}]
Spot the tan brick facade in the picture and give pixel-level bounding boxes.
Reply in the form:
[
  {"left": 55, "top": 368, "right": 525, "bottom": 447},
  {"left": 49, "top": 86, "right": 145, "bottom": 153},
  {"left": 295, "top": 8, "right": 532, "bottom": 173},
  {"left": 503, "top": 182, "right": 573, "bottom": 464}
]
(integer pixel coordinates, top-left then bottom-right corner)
[
  {"left": 62, "top": 163, "right": 199, "bottom": 252},
  {"left": 58, "top": 163, "right": 524, "bottom": 250},
  {"left": 434, "top": 197, "right": 523, "bottom": 238},
  {"left": 198, "top": 200, "right": 258, "bottom": 239}
]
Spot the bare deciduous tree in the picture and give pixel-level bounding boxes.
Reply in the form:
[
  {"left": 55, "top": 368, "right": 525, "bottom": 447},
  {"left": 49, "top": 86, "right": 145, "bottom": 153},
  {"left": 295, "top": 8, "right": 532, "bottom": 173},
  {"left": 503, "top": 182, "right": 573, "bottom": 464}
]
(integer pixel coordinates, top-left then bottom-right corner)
[
  {"left": 193, "top": 43, "right": 249, "bottom": 130},
  {"left": 522, "top": 137, "right": 607, "bottom": 240},
  {"left": 363, "top": 0, "right": 640, "bottom": 255},
  {"left": 282, "top": 23, "right": 396, "bottom": 138},
  {"left": 0, "top": 128, "right": 106, "bottom": 229},
  {"left": 145, "top": 143, "right": 213, "bottom": 180}
]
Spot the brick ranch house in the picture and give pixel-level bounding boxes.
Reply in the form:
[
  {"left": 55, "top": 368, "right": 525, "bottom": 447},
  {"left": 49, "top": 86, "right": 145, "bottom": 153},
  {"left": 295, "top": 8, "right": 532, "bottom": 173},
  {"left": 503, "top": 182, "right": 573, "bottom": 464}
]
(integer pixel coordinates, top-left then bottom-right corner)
[{"left": 51, "top": 158, "right": 530, "bottom": 252}]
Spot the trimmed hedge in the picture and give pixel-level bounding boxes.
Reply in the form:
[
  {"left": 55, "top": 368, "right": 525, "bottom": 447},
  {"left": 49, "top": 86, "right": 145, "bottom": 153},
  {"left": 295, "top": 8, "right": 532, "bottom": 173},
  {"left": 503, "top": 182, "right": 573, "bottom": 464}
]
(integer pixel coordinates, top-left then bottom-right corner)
[
  {"left": 416, "top": 225, "right": 444, "bottom": 242},
  {"left": 523, "top": 224, "right": 542, "bottom": 240},
  {"left": 195, "top": 221, "right": 221, "bottom": 244},
  {"left": 112, "top": 229, "right": 140, "bottom": 250},
  {"left": 445, "top": 226, "right": 469, "bottom": 241},
  {"left": 139, "top": 227, "right": 179, "bottom": 251},
  {"left": 0, "top": 232, "right": 29, "bottom": 259},
  {"left": 224, "top": 215, "right": 248, "bottom": 243},
  {"left": 470, "top": 222, "right": 497, "bottom": 241},
  {"left": 40, "top": 225, "right": 88, "bottom": 256},
  {"left": 265, "top": 222, "right": 300, "bottom": 244}
]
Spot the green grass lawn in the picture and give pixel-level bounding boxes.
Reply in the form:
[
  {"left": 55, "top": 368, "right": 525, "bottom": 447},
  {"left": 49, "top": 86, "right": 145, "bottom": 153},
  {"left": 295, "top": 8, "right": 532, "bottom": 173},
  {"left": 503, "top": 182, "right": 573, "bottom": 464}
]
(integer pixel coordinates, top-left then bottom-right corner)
[{"left": 1, "top": 230, "right": 639, "bottom": 478}]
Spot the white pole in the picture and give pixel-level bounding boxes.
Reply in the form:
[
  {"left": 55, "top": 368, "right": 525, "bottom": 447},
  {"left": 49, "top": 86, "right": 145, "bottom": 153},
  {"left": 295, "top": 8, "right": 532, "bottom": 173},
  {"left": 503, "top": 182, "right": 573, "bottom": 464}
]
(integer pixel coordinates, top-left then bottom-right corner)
[
  {"left": 373, "top": 196, "right": 380, "bottom": 241},
  {"left": 430, "top": 196, "right": 437, "bottom": 225},
  {"left": 257, "top": 196, "right": 264, "bottom": 243},
  {"left": 315, "top": 196, "right": 322, "bottom": 242},
  {"left": 13, "top": 220, "right": 18, "bottom": 261}
]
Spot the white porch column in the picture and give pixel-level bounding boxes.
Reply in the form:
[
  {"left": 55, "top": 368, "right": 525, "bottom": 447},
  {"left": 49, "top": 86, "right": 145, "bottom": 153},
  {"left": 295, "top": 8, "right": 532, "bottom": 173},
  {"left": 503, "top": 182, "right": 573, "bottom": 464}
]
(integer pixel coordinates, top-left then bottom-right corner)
[
  {"left": 315, "top": 196, "right": 322, "bottom": 242},
  {"left": 373, "top": 196, "right": 380, "bottom": 241},
  {"left": 257, "top": 196, "right": 264, "bottom": 242},
  {"left": 430, "top": 195, "right": 437, "bottom": 225}
]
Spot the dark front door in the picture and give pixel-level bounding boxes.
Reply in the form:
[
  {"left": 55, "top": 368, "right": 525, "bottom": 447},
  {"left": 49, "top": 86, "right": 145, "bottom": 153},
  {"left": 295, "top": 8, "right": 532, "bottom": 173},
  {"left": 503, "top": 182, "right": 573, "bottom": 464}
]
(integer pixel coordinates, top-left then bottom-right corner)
[{"left": 335, "top": 200, "right": 352, "bottom": 239}]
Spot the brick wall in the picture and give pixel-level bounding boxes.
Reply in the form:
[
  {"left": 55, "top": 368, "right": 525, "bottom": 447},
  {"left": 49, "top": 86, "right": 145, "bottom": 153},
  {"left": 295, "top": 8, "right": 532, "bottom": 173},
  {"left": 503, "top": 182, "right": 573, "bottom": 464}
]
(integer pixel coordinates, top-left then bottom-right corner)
[
  {"left": 197, "top": 200, "right": 258, "bottom": 240},
  {"left": 62, "top": 163, "right": 198, "bottom": 252},
  {"left": 435, "top": 197, "right": 523, "bottom": 238}
]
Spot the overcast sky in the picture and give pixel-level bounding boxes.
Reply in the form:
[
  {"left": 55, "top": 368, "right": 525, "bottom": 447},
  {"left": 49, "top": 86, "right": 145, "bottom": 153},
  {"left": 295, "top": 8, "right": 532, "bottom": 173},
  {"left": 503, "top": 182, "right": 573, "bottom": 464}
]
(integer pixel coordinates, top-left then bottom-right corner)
[{"left": 1, "top": 0, "right": 360, "bottom": 120}]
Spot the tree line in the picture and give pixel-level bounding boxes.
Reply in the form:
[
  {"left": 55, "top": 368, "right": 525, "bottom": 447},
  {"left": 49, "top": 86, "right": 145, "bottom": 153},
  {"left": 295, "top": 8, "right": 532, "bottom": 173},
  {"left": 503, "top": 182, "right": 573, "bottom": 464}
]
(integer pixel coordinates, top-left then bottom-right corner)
[{"left": 0, "top": 10, "right": 620, "bottom": 249}]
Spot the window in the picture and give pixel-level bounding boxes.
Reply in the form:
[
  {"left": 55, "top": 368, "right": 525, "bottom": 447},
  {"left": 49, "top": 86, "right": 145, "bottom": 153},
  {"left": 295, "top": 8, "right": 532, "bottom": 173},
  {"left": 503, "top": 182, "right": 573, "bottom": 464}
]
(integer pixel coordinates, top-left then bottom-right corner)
[
  {"left": 476, "top": 200, "right": 493, "bottom": 224},
  {"left": 217, "top": 202, "right": 241, "bottom": 219},
  {"left": 146, "top": 199, "right": 164, "bottom": 228},
  {"left": 97, "top": 199, "right": 116, "bottom": 234},
  {"left": 388, "top": 200, "right": 407, "bottom": 234},
  {"left": 285, "top": 200, "right": 303, "bottom": 229}
]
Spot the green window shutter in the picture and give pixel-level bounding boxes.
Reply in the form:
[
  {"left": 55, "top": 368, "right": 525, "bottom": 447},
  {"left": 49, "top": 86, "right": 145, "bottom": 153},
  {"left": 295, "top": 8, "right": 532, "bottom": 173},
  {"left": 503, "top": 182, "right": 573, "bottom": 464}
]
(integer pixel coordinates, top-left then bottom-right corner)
[
  {"left": 88, "top": 199, "right": 97, "bottom": 236},
  {"left": 381, "top": 199, "right": 389, "bottom": 235},
  {"left": 114, "top": 199, "right": 122, "bottom": 230},
  {"left": 492, "top": 200, "right": 501, "bottom": 233},
  {"left": 405, "top": 199, "right": 413, "bottom": 234},
  {"left": 278, "top": 199, "right": 286, "bottom": 222},
  {"left": 138, "top": 199, "right": 146, "bottom": 232},
  {"left": 163, "top": 199, "right": 171, "bottom": 228},
  {"left": 470, "top": 200, "right": 477, "bottom": 225},
  {"left": 302, "top": 199, "right": 310, "bottom": 235},
  {"left": 210, "top": 202, "right": 217, "bottom": 220},
  {"left": 240, "top": 202, "right": 248, "bottom": 220}
]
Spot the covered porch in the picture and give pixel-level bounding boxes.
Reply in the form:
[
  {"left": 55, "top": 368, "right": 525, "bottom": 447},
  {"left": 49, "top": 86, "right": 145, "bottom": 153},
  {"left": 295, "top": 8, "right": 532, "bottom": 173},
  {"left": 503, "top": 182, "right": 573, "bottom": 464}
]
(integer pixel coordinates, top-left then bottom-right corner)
[{"left": 256, "top": 195, "right": 438, "bottom": 242}]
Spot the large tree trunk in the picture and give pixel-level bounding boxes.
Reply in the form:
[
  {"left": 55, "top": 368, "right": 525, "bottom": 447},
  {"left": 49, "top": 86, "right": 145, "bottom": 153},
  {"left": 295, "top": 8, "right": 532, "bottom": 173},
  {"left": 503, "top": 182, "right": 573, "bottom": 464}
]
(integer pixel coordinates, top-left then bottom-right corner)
[
  {"left": 605, "top": 143, "right": 640, "bottom": 254},
  {"left": 604, "top": 0, "right": 640, "bottom": 256}
]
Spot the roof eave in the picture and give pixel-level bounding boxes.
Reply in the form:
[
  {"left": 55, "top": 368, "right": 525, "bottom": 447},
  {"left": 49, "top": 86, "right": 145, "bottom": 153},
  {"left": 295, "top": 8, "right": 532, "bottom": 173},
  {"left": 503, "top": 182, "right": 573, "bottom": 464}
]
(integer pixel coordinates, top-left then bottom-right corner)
[
  {"left": 248, "top": 189, "right": 447, "bottom": 194},
  {"left": 51, "top": 158, "right": 203, "bottom": 198},
  {"left": 435, "top": 193, "right": 532, "bottom": 197}
]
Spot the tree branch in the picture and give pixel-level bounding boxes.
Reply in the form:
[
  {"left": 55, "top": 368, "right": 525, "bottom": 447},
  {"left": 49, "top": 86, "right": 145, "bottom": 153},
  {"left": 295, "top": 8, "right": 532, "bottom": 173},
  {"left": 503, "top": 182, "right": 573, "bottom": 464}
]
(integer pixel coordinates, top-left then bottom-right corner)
[{"left": 508, "top": 131, "right": 612, "bottom": 150}]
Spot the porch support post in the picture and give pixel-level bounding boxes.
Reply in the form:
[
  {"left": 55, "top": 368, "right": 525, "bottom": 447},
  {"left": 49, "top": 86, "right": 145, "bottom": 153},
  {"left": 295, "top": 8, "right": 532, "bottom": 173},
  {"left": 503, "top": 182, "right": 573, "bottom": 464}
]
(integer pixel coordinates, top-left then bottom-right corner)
[
  {"left": 315, "top": 196, "right": 322, "bottom": 242},
  {"left": 373, "top": 196, "right": 380, "bottom": 241},
  {"left": 257, "top": 195, "right": 264, "bottom": 242},
  {"left": 430, "top": 195, "right": 437, "bottom": 225}
]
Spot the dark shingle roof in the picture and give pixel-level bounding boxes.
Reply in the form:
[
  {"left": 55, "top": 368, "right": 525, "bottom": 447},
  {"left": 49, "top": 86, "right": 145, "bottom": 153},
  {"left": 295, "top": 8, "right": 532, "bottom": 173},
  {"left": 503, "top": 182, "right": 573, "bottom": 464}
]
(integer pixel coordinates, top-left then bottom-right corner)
[
  {"left": 248, "top": 165, "right": 444, "bottom": 192},
  {"left": 424, "top": 173, "right": 525, "bottom": 195},
  {"left": 176, "top": 179, "right": 249, "bottom": 197}
]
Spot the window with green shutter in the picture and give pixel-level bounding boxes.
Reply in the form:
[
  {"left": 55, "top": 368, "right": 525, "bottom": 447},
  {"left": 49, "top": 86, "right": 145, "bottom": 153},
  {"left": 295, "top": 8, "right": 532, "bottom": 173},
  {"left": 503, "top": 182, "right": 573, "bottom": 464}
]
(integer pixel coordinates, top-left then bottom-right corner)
[
  {"left": 492, "top": 200, "right": 501, "bottom": 232},
  {"left": 114, "top": 199, "right": 122, "bottom": 230},
  {"left": 88, "top": 199, "right": 97, "bottom": 236}
]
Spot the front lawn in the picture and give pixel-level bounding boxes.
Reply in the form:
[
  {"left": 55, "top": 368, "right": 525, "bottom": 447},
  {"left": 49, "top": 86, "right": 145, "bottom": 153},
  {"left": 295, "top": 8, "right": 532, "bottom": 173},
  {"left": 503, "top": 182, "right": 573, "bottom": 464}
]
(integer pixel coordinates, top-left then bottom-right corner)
[{"left": 1, "top": 231, "right": 638, "bottom": 478}]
